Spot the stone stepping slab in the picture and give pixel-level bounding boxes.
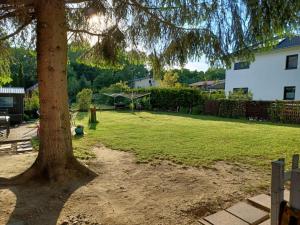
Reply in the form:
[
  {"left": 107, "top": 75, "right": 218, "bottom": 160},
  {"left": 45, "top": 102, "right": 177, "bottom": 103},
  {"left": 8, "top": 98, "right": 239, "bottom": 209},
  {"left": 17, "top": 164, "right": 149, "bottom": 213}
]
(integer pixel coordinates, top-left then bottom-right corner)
[
  {"left": 226, "top": 202, "right": 269, "bottom": 225},
  {"left": 247, "top": 191, "right": 290, "bottom": 212},
  {"left": 259, "top": 219, "right": 270, "bottom": 225},
  {"left": 203, "top": 210, "right": 249, "bottom": 225},
  {"left": 17, "top": 147, "right": 33, "bottom": 153}
]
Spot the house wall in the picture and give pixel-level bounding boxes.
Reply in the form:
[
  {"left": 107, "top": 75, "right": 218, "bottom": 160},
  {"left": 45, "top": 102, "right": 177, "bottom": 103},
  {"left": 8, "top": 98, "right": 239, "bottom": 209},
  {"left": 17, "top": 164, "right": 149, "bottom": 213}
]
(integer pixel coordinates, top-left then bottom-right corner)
[
  {"left": 225, "top": 47, "right": 300, "bottom": 100},
  {"left": 134, "top": 78, "right": 158, "bottom": 88}
]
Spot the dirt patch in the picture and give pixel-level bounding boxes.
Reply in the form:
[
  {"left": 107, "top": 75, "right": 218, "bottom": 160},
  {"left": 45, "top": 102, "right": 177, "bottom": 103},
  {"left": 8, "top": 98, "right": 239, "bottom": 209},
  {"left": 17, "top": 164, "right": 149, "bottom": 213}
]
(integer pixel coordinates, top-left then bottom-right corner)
[{"left": 0, "top": 146, "right": 269, "bottom": 225}]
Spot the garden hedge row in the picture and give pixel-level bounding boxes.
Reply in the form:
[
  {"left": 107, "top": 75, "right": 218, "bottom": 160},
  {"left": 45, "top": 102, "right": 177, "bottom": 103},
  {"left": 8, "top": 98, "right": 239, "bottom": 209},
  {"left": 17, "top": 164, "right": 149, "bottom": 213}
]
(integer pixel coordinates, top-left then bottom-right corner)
[{"left": 133, "top": 88, "right": 300, "bottom": 124}]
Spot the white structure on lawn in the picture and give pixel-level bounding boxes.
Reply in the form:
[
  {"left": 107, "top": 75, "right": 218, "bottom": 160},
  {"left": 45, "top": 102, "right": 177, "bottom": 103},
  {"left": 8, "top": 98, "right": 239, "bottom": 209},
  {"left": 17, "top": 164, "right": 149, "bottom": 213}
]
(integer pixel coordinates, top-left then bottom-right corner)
[
  {"left": 133, "top": 76, "right": 158, "bottom": 88},
  {"left": 225, "top": 37, "right": 300, "bottom": 100}
]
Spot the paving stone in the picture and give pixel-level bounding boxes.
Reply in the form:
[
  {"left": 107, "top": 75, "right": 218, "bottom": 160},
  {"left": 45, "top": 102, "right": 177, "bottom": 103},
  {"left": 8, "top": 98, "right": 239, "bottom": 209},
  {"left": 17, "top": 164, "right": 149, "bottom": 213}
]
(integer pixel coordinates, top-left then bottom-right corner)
[
  {"left": 226, "top": 202, "right": 269, "bottom": 225},
  {"left": 248, "top": 194, "right": 271, "bottom": 211},
  {"left": 259, "top": 219, "right": 270, "bottom": 225},
  {"left": 204, "top": 210, "right": 248, "bottom": 225},
  {"left": 199, "top": 219, "right": 212, "bottom": 225}
]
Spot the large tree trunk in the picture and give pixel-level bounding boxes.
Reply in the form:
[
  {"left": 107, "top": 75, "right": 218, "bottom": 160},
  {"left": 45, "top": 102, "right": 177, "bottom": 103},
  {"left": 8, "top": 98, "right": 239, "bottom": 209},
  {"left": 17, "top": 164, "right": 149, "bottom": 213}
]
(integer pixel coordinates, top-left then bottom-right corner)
[
  {"left": 0, "top": 0, "right": 93, "bottom": 184},
  {"left": 34, "top": 0, "right": 74, "bottom": 181}
]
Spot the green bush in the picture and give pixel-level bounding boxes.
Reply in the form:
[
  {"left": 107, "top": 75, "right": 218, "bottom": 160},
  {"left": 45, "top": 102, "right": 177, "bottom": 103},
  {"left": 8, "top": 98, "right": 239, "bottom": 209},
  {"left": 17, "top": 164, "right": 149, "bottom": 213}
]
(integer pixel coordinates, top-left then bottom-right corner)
[
  {"left": 77, "top": 88, "right": 93, "bottom": 112},
  {"left": 228, "top": 90, "right": 253, "bottom": 100},
  {"left": 24, "top": 90, "right": 39, "bottom": 111}
]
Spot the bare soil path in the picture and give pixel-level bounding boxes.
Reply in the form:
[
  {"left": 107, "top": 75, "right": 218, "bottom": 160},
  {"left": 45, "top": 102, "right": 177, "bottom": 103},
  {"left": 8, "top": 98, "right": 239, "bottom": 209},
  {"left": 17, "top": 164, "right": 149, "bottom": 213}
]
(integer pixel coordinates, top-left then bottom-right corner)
[{"left": 0, "top": 146, "right": 269, "bottom": 225}]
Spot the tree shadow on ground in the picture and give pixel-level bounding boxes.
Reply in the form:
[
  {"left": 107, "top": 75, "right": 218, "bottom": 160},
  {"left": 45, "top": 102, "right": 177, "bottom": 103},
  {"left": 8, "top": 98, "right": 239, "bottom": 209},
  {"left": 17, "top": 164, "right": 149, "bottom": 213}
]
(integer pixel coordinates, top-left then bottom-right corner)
[{"left": 0, "top": 175, "right": 96, "bottom": 225}]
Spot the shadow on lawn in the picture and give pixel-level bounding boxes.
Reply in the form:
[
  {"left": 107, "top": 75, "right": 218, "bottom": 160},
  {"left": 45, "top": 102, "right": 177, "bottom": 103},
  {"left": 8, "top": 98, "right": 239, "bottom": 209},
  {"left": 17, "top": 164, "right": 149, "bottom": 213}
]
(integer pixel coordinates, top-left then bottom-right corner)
[
  {"left": 0, "top": 175, "right": 95, "bottom": 225},
  {"left": 114, "top": 109, "right": 300, "bottom": 128}
]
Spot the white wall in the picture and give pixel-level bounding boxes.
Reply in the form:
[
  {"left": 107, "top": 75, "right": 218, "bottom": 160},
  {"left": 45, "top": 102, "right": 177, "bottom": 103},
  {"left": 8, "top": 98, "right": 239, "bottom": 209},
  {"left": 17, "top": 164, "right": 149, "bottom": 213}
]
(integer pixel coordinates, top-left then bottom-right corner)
[
  {"left": 134, "top": 78, "right": 158, "bottom": 88},
  {"left": 225, "top": 47, "right": 300, "bottom": 100}
]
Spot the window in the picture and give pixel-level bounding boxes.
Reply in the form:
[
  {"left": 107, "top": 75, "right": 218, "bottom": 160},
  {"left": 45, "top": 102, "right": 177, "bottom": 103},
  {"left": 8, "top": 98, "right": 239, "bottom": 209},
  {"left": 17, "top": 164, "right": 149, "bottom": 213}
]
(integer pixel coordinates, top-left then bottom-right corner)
[
  {"left": 233, "top": 88, "right": 248, "bottom": 94},
  {"left": 0, "top": 97, "right": 13, "bottom": 108},
  {"left": 284, "top": 86, "right": 296, "bottom": 100},
  {"left": 286, "top": 54, "right": 298, "bottom": 69},
  {"left": 234, "top": 61, "right": 250, "bottom": 70}
]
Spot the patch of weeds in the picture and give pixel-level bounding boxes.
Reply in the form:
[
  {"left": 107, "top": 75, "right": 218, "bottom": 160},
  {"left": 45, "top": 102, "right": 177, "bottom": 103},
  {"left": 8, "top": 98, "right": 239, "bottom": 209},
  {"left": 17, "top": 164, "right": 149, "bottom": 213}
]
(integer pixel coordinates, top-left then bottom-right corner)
[{"left": 31, "top": 137, "right": 39, "bottom": 151}]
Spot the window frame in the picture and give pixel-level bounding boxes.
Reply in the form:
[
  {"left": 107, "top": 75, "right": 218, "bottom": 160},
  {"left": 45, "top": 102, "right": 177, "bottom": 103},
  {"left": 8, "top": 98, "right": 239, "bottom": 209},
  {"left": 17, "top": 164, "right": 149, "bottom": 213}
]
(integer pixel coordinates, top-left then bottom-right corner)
[
  {"left": 234, "top": 61, "right": 250, "bottom": 70},
  {"left": 285, "top": 54, "right": 298, "bottom": 70},
  {"left": 233, "top": 87, "right": 249, "bottom": 94},
  {"left": 0, "top": 96, "right": 14, "bottom": 108},
  {"left": 283, "top": 86, "right": 296, "bottom": 100}
]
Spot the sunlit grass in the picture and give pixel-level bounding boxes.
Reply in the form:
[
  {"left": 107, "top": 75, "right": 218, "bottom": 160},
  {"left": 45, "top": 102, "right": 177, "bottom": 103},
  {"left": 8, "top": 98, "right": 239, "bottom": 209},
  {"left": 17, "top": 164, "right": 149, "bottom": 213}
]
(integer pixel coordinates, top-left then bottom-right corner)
[{"left": 74, "top": 111, "right": 300, "bottom": 168}]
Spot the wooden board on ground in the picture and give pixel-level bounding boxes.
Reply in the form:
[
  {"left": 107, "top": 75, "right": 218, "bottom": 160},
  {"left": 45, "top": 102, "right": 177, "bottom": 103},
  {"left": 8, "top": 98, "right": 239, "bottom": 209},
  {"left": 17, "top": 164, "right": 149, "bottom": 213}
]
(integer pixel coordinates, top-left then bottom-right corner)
[
  {"left": 204, "top": 210, "right": 248, "bottom": 225},
  {"left": 226, "top": 202, "right": 269, "bottom": 225},
  {"left": 0, "top": 144, "right": 12, "bottom": 150},
  {"left": 17, "top": 147, "right": 33, "bottom": 153}
]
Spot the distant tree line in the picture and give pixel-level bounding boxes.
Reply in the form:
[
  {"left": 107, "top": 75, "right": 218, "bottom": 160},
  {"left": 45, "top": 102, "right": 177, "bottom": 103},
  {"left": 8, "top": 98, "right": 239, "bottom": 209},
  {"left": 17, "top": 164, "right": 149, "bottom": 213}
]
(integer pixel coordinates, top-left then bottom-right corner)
[{"left": 8, "top": 48, "right": 225, "bottom": 101}]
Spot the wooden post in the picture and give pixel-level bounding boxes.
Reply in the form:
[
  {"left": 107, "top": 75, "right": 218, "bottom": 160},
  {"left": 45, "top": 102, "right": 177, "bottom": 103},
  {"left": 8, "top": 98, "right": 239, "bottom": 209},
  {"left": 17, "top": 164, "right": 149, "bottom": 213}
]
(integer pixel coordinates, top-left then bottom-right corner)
[
  {"left": 292, "top": 154, "right": 299, "bottom": 169},
  {"left": 271, "top": 160, "right": 285, "bottom": 225},
  {"left": 90, "top": 106, "right": 97, "bottom": 123},
  {"left": 290, "top": 163, "right": 300, "bottom": 209}
]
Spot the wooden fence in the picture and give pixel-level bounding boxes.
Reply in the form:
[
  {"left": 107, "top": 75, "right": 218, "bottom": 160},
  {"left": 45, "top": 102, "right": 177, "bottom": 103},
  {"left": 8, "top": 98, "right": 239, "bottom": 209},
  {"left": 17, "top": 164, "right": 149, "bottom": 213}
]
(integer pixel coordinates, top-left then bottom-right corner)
[{"left": 271, "top": 154, "right": 300, "bottom": 225}]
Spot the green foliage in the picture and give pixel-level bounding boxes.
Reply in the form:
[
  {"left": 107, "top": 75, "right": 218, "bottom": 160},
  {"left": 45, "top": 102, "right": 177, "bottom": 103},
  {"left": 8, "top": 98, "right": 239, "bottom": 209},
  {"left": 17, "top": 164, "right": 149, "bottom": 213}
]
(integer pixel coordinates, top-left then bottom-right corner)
[
  {"left": 228, "top": 90, "right": 253, "bottom": 101},
  {"left": 218, "top": 100, "right": 246, "bottom": 118},
  {"left": 24, "top": 90, "right": 40, "bottom": 111},
  {"left": 101, "top": 81, "right": 130, "bottom": 93},
  {"left": 160, "top": 71, "right": 180, "bottom": 87},
  {"left": 9, "top": 48, "right": 37, "bottom": 88},
  {"left": 135, "top": 87, "right": 209, "bottom": 111},
  {"left": 76, "top": 88, "right": 93, "bottom": 112}
]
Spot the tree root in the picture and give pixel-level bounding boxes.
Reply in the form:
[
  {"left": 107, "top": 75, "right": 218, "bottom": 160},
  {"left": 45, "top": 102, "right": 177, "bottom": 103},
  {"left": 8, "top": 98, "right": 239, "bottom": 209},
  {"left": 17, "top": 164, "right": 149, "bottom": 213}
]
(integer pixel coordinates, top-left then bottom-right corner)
[{"left": 0, "top": 158, "right": 97, "bottom": 186}]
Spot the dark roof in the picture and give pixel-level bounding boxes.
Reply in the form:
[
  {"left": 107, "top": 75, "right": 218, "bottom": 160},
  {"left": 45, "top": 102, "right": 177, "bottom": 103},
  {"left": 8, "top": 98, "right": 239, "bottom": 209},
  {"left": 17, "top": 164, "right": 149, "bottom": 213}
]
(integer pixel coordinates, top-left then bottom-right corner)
[
  {"left": 189, "top": 80, "right": 224, "bottom": 87},
  {"left": 275, "top": 36, "right": 300, "bottom": 50},
  {"left": 0, "top": 87, "right": 25, "bottom": 94}
]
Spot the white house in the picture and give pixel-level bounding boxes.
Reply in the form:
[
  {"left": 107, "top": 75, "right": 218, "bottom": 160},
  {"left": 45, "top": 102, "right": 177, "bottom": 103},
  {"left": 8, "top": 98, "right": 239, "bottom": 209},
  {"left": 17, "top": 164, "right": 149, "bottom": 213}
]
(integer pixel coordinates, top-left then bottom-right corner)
[
  {"left": 133, "top": 76, "right": 158, "bottom": 88},
  {"left": 225, "top": 37, "right": 300, "bottom": 100}
]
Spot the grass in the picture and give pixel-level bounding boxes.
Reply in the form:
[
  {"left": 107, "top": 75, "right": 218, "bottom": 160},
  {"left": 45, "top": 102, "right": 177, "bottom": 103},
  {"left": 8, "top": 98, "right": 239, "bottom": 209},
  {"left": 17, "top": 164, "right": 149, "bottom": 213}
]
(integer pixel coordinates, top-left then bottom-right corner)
[{"left": 74, "top": 110, "right": 300, "bottom": 167}]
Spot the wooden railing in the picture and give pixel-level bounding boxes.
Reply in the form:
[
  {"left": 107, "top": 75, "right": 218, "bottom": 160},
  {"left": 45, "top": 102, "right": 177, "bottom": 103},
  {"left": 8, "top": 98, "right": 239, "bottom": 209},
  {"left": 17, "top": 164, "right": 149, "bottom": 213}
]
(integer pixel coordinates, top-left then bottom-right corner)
[{"left": 271, "top": 154, "right": 300, "bottom": 225}]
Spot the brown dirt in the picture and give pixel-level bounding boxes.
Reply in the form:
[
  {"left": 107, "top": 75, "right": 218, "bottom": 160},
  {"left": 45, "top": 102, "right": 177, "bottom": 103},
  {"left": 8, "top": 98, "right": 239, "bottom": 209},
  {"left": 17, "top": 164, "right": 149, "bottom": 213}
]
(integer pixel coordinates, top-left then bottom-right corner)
[{"left": 0, "top": 145, "right": 270, "bottom": 225}]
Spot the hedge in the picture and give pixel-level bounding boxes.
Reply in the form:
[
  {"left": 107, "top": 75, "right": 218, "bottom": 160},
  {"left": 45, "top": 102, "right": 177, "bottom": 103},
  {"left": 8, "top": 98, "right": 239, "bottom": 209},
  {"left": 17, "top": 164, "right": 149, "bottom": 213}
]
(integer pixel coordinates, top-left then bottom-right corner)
[{"left": 101, "top": 87, "right": 300, "bottom": 124}]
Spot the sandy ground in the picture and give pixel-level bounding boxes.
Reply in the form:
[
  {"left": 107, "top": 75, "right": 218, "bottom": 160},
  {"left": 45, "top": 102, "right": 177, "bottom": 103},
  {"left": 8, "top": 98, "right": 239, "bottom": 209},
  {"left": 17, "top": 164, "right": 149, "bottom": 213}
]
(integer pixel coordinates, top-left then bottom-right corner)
[{"left": 0, "top": 146, "right": 269, "bottom": 225}]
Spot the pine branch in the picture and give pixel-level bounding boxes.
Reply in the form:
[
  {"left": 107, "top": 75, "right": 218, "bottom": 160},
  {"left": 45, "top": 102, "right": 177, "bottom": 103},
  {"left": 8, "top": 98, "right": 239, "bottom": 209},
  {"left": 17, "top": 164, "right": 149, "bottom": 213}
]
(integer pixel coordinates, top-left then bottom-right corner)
[{"left": 0, "top": 19, "right": 32, "bottom": 41}]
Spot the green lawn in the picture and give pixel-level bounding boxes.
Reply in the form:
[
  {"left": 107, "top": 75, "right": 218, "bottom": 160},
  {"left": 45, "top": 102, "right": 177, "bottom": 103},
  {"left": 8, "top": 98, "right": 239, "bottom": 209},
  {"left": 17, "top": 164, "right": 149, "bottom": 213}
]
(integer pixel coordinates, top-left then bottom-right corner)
[{"left": 74, "top": 111, "right": 300, "bottom": 168}]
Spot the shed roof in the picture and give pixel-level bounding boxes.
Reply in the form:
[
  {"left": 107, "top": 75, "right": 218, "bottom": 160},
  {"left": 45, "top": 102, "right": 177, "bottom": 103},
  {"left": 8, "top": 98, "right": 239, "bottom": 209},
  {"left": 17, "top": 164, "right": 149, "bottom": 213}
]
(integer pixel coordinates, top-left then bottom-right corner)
[{"left": 0, "top": 87, "right": 25, "bottom": 94}]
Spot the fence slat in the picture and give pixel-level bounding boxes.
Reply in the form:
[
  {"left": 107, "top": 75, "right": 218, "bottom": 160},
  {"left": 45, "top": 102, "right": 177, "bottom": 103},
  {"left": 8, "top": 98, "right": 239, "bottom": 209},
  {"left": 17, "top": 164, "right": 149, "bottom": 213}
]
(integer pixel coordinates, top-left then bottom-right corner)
[
  {"left": 271, "top": 160, "right": 284, "bottom": 225},
  {"left": 290, "top": 168, "right": 300, "bottom": 209},
  {"left": 292, "top": 154, "right": 299, "bottom": 169}
]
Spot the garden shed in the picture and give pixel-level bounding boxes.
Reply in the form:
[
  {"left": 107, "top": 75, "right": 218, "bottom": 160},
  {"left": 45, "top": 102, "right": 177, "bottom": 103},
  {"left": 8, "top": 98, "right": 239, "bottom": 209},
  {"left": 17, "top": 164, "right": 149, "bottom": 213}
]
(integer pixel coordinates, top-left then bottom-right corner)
[{"left": 0, "top": 87, "right": 25, "bottom": 124}]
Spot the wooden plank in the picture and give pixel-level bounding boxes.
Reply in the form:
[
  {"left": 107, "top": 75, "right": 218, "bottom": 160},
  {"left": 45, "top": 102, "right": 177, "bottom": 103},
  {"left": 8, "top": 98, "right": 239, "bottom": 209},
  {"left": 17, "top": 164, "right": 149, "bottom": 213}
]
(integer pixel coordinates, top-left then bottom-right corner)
[
  {"left": 204, "top": 210, "right": 248, "bottom": 225},
  {"left": 259, "top": 219, "right": 270, "bottom": 225},
  {"left": 199, "top": 219, "right": 212, "bottom": 225},
  {"left": 226, "top": 202, "right": 269, "bottom": 225},
  {"left": 248, "top": 194, "right": 271, "bottom": 212},
  {"left": 290, "top": 168, "right": 300, "bottom": 209},
  {"left": 271, "top": 160, "right": 284, "bottom": 225}
]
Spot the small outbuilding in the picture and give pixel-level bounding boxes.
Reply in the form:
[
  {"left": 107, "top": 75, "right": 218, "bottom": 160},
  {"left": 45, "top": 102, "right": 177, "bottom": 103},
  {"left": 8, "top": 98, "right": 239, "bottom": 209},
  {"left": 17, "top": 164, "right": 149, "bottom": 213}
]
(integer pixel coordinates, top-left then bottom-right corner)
[{"left": 0, "top": 87, "right": 25, "bottom": 124}]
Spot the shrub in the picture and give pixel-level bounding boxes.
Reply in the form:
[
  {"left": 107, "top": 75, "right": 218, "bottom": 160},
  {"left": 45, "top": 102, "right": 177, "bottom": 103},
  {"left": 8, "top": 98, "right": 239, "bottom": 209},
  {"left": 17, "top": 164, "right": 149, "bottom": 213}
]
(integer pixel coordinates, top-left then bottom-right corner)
[
  {"left": 24, "top": 90, "right": 39, "bottom": 111},
  {"left": 77, "top": 88, "right": 93, "bottom": 112},
  {"left": 228, "top": 90, "right": 253, "bottom": 100}
]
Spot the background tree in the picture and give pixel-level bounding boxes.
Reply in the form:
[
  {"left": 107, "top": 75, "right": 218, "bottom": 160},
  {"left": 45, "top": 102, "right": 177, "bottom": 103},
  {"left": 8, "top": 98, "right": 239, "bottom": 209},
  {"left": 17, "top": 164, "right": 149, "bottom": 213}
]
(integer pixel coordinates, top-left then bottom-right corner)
[
  {"left": 0, "top": 0, "right": 299, "bottom": 183},
  {"left": 160, "top": 71, "right": 180, "bottom": 87}
]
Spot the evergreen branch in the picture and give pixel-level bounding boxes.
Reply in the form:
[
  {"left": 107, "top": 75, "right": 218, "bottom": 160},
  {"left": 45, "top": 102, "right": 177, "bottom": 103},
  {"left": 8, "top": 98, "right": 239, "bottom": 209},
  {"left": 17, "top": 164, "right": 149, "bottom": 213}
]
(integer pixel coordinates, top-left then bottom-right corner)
[{"left": 0, "top": 19, "right": 32, "bottom": 41}]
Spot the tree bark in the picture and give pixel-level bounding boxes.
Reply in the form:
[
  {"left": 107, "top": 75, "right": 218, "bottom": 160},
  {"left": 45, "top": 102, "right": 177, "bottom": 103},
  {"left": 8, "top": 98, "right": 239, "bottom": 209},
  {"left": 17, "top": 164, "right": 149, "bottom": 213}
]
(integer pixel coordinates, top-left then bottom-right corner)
[
  {"left": 34, "top": 0, "right": 74, "bottom": 181},
  {"left": 0, "top": 0, "right": 95, "bottom": 185}
]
